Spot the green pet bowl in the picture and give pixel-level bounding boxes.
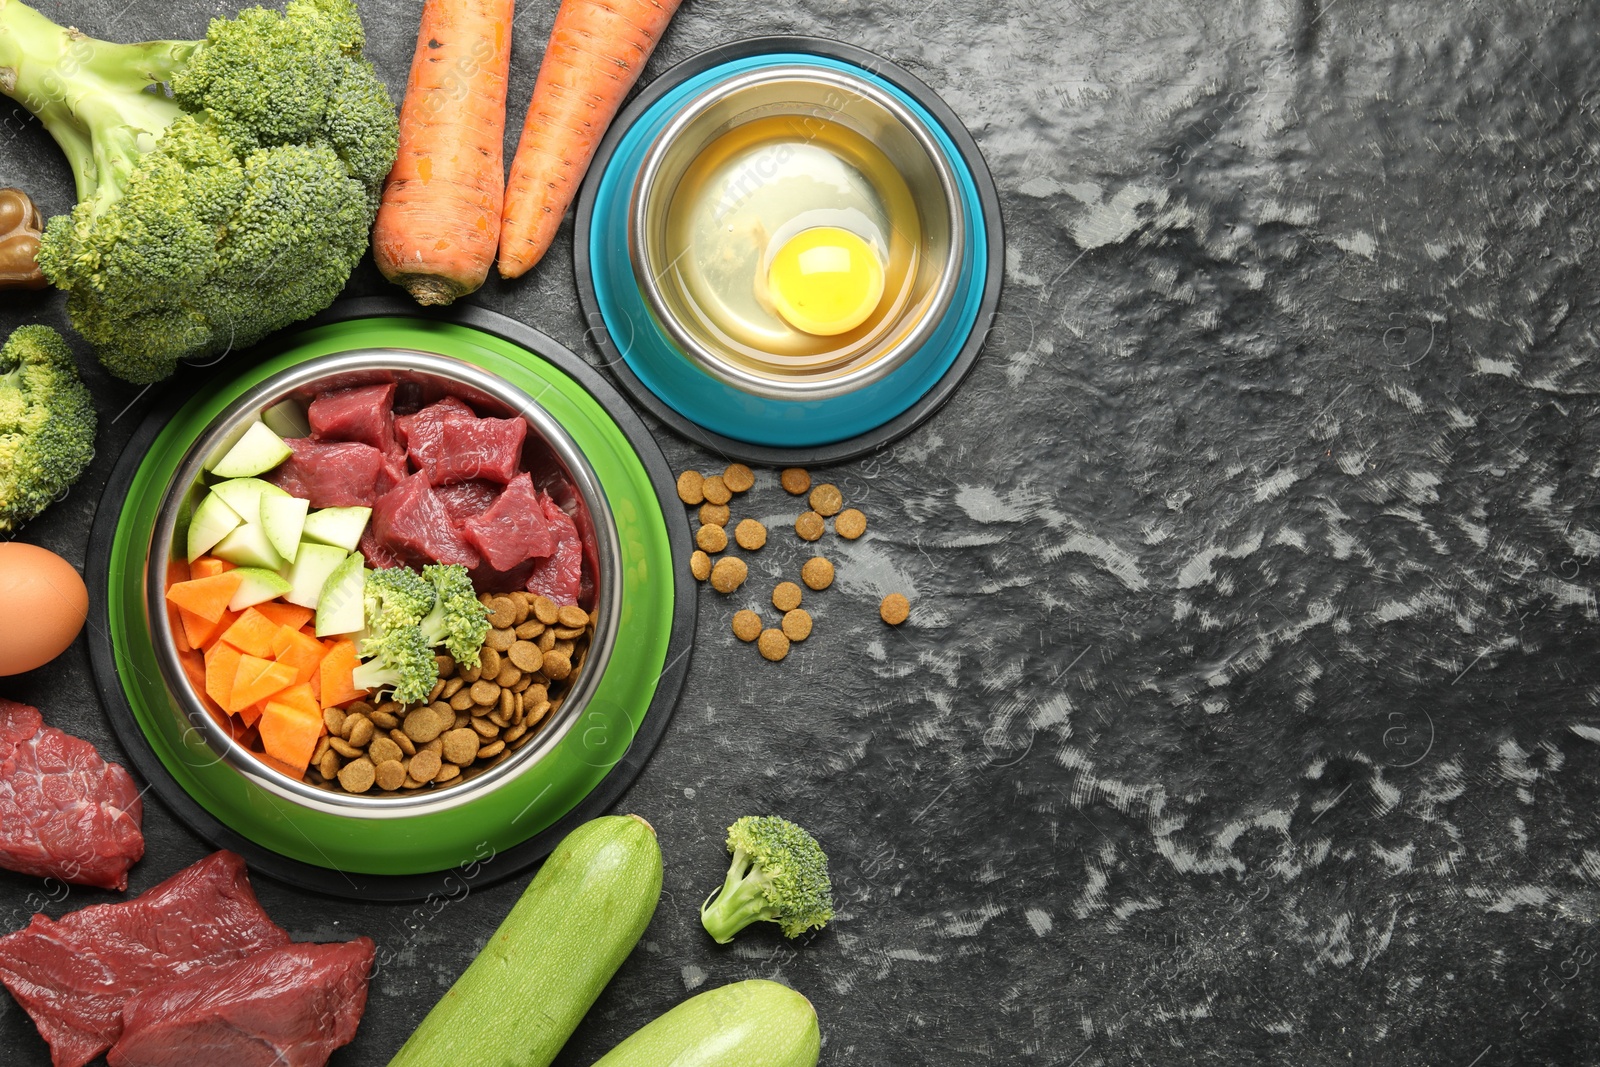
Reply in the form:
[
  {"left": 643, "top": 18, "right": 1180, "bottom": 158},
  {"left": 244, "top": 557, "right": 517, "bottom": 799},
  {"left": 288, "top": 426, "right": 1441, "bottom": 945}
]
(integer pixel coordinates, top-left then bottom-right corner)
[{"left": 86, "top": 301, "right": 696, "bottom": 901}]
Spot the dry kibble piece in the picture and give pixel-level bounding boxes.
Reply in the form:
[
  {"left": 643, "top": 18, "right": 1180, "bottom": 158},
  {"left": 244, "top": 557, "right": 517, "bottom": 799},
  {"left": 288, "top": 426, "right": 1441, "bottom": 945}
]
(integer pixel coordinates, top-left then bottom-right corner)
[
  {"left": 369, "top": 708, "right": 399, "bottom": 730},
  {"left": 322, "top": 707, "right": 346, "bottom": 735},
  {"left": 345, "top": 716, "right": 375, "bottom": 749},
  {"left": 390, "top": 729, "right": 416, "bottom": 757},
  {"left": 509, "top": 640, "right": 544, "bottom": 672},
  {"left": 408, "top": 749, "right": 442, "bottom": 783},
  {"left": 696, "top": 524, "right": 728, "bottom": 553},
  {"left": 450, "top": 689, "right": 476, "bottom": 712},
  {"left": 338, "top": 758, "right": 376, "bottom": 794},
  {"left": 422, "top": 737, "right": 444, "bottom": 756},
  {"left": 328, "top": 736, "right": 363, "bottom": 759},
  {"left": 509, "top": 591, "right": 530, "bottom": 621},
  {"left": 676, "top": 470, "right": 706, "bottom": 505},
  {"left": 732, "top": 610, "right": 763, "bottom": 642},
  {"left": 794, "top": 511, "right": 825, "bottom": 541},
  {"left": 442, "top": 677, "right": 464, "bottom": 698},
  {"left": 801, "top": 557, "right": 835, "bottom": 591},
  {"left": 403, "top": 705, "right": 447, "bottom": 744},
  {"left": 434, "top": 654, "right": 455, "bottom": 678},
  {"left": 690, "top": 550, "right": 711, "bottom": 581},
  {"left": 526, "top": 700, "right": 552, "bottom": 726},
  {"left": 880, "top": 592, "right": 910, "bottom": 625},
  {"left": 722, "top": 463, "right": 755, "bottom": 493},
  {"left": 757, "top": 628, "right": 790, "bottom": 662},
  {"left": 470, "top": 717, "right": 500, "bottom": 740},
  {"left": 469, "top": 680, "right": 501, "bottom": 706},
  {"left": 434, "top": 762, "right": 461, "bottom": 784},
  {"left": 538, "top": 628, "right": 557, "bottom": 651},
  {"left": 312, "top": 736, "right": 331, "bottom": 763},
  {"left": 710, "top": 556, "right": 748, "bottom": 593},
  {"left": 532, "top": 596, "right": 560, "bottom": 625},
  {"left": 809, "top": 483, "right": 843, "bottom": 517},
  {"left": 442, "top": 728, "right": 480, "bottom": 765},
  {"left": 772, "top": 581, "right": 803, "bottom": 612},
  {"left": 368, "top": 736, "right": 402, "bottom": 766},
  {"left": 734, "top": 519, "right": 767, "bottom": 550},
  {"left": 318, "top": 749, "right": 341, "bottom": 781},
  {"left": 478, "top": 740, "right": 506, "bottom": 759},
  {"left": 782, "top": 609, "right": 813, "bottom": 641},
  {"left": 780, "top": 467, "right": 811, "bottom": 495},
  {"left": 554, "top": 606, "right": 585, "bottom": 629},
  {"left": 526, "top": 683, "right": 549, "bottom": 706},
  {"left": 701, "top": 474, "right": 732, "bottom": 505},
  {"left": 500, "top": 688, "right": 515, "bottom": 720},
  {"left": 543, "top": 650, "right": 573, "bottom": 680},
  {"left": 834, "top": 508, "right": 867, "bottom": 539},
  {"left": 698, "top": 502, "right": 730, "bottom": 527},
  {"left": 504, "top": 722, "right": 528, "bottom": 744},
  {"left": 496, "top": 663, "right": 522, "bottom": 688},
  {"left": 374, "top": 759, "right": 407, "bottom": 792},
  {"left": 478, "top": 646, "right": 502, "bottom": 679},
  {"left": 484, "top": 627, "right": 515, "bottom": 652},
  {"left": 515, "top": 619, "right": 545, "bottom": 639},
  {"left": 553, "top": 625, "right": 585, "bottom": 640},
  {"left": 486, "top": 596, "right": 518, "bottom": 629}
]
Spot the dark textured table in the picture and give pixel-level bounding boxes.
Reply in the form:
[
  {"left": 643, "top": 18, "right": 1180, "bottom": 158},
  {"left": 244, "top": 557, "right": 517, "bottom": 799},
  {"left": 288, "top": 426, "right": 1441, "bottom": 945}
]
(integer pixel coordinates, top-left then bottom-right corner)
[{"left": 4, "top": 0, "right": 1600, "bottom": 1064}]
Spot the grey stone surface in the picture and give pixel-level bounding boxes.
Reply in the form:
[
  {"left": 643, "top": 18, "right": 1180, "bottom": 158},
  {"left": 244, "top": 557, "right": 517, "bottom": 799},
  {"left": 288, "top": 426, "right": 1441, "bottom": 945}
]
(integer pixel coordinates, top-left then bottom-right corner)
[{"left": 3, "top": 0, "right": 1600, "bottom": 1063}]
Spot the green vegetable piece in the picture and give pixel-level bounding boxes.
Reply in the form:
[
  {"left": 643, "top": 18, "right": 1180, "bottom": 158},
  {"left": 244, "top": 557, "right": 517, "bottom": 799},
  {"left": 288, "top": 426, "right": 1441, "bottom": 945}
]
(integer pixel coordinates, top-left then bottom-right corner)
[
  {"left": 0, "top": 0, "right": 398, "bottom": 383},
  {"left": 225, "top": 565, "right": 291, "bottom": 612},
  {"left": 419, "top": 563, "right": 491, "bottom": 668},
  {"left": 590, "top": 980, "right": 820, "bottom": 1067},
  {"left": 284, "top": 541, "right": 346, "bottom": 609},
  {"left": 210, "top": 521, "right": 283, "bottom": 570},
  {"left": 186, "top": 490, "right": 243, "bottom": 563},
  {"left": 300, "top": 505, "right": 370, "bottom": 552},
  {"left": 389, "top": 815, "right": 663, "bottom": 1067},
  {"left": 259, "top": 492, "right": 309, "bottom": 563},
  {"left": 210, "top": 421, "right": 292, "bottom": 479},
  {"left": 314, "top": 551, "right": 364, "bottom": 637},
  {"left": 0, "top": 325, "right": 96, "bottom": 533},
  {"left": 208, "top": 477, "right": 288, "bottom": 522},
  {"left": 700, "top": 816, "right": 835, "bottom": 944}
]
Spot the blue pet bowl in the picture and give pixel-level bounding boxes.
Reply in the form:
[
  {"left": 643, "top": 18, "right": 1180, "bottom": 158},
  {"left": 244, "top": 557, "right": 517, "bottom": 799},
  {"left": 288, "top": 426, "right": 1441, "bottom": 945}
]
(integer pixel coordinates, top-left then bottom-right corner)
[{"left": 575, "top": 37, "right": 1003, "bottom": 464}]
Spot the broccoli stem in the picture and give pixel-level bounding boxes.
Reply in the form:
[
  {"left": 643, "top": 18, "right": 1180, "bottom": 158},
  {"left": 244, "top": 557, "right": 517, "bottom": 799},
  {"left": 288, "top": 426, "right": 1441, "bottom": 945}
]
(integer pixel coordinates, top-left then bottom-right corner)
[
  {"left": 0, "top": 0, "right": 195, "bottom": 205},
  {"left": 700, "top": 848, "right": 780, "bottom": 944}
]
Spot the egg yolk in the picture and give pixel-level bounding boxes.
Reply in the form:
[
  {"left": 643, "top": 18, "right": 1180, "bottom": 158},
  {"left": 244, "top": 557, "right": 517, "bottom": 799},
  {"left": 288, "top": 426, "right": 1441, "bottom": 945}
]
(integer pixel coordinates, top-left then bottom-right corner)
[{"left": 766, "top": 226, "right": 885, "bottom": 337}]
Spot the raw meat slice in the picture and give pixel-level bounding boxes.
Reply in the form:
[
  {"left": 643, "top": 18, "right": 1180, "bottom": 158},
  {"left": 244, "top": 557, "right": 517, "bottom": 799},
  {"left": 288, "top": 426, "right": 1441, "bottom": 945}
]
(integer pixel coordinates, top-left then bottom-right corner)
[
  {"left": 372, "top": 472, "right": 481, "bottom": 569},
  {"left": 392, "top": 395, "right": 474, "bottom": 450},
  {"left": 436, "top": 480, "right": 501, "bottom": 524},
  {"left": 468, "top": 558, "right": 536, "bottom": 597},
  {"left": 358, "top": 524, "right": 403, "bottom": 570},
  {"left": 0, "top": 700, "right": 143, "bottom": 891},
  {"left": 107, "top": 939, "right": 375, "bottom": 1067},
  {"left": 524, "top": 492, "right": 584, "bottom": 606},
  {"left": 265, "top": 439, "right": 385, "bottom": 508},
  {"left": 376, "top": 450, "right": 410, "bottom": 496},
  {"left": 307, "top": 383, "right": 398, "bottom": 454},
  {"left": 461, "top": 472, "right": 554, "bottom": 572},
  {"left": 405, "top": 415, "right": 526, "bottom": 486},
  {"left": 0, "top": 851, "right": 290, "bottom": 1067}
]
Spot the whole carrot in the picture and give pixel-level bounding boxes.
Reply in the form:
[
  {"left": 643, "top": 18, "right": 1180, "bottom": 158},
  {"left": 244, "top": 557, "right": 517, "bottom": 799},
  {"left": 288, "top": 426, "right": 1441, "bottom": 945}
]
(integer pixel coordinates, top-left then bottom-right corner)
[
  {"left": 498, "top": 0, "right": 683, "bottom": 279},
  {"left": 373, "top": 0, "right": 516, "bottom": 306}
]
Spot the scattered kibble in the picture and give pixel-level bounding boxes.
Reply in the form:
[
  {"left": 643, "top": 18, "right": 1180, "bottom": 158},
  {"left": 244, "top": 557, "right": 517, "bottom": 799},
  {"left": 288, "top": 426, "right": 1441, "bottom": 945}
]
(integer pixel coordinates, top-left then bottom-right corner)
[
  {"left": 710, "top": 556, "right": 748, "bottom": 593},
  {"left": 734, "top": 518, "right": 767, "bottom": 550},
  {"left": 702, "top": 474, "right": 732, "bottom": 505},
  {"left": 676, "top": 470, "right": 705, "bottom": 505},
  {"left": 801, "top": 557, "right": 835, "bottom": 591},
  {"left": 780, "top": 467, "right": 811, "bottom": 495},
  {"left": 834, "top": 508, "right": 866, "bottom": 539},
  {"left": 732, "top": 610, "right": 763, "bottom": 642},
  {"left": 338, "top": 757, "right": 376, "bottom": 793},
  {"left": 757, "top": 628, "right": 790, "bottom": 662},
  {"left": 781, "top": 609, "right": 812, "bottom": 641},
  {"left": 808, "top": 483, "right": 843, "bottom": 517},
  {"left": 723, "top": 463, "right": 755, "bottom": 493},
  {"left": 699, "top": 502, "right": 730, "bottom": 526},
  {"left": 880, "top": 593, "right": 910, "bottom": 625},
  {"left": 794, "top": 511, "right": 825, "bottom": 541},
  {"left": 772, "top": 581, "right": 803, "bottom": 612},
  {"left": 696, "top": 523, "right": 728, "bottom": 553},
  {"left": 690, "top": 549, "right": 711, "bottom": 580}
]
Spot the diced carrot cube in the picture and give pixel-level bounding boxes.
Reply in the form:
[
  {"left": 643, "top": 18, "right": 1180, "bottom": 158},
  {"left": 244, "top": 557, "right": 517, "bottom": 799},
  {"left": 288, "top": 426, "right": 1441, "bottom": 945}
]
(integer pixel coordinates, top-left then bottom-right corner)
[
  {"left": 164, "top": 572, "right": 244, "bottom": 623},
  {"left": 238, "top": 702, "right": 264, "bottom": 727},
  {"left": 218, "top": 608, "right": 281, "bottom": 659},
  {"left": 180, "top": 606, "right": 226, "bottom": 649},
  {"left": 205, "top": 642, "right": 244, "bottom": 710},
  {"left": 252, "top": 749, "right": 309, "bottom": 781},
  {"left": 272, "top": 628, "right": 328, "bottom": 686},
  {"left": 318, "top": 640, "right": 366, "bottom": 708},
  {"left": 259, "top": 693, "right": 324, "bottom": 777},
  {"left": 254, "top": 601, "right": 314, "bottom": 631},
  {"left": 190, "top": 556, "right": 237, "bottom": 579},
  {"left": 228, "top": 656, "right": 296, "bottom": 712}
]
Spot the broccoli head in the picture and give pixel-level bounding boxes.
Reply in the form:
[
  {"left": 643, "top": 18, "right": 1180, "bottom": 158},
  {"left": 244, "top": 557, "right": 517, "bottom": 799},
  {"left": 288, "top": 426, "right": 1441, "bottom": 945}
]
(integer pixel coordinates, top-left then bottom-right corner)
[
  {"left": 0, "top": 0, "right": 398, "bottom": 383},
  {"left": 364, "top": 565, "right": 436, "bottom": 633},
  {"left": 700, "top": 816, "right": 835, "bottom": 944},
  {"left": 0, "top": 325, "right": 96, "bottom": 532},
  {"left": 419, "top": 564, "right": 491, "bottom": 669},
  {"left": 352, "top": 617, "right": 437, "bottom": 706}
]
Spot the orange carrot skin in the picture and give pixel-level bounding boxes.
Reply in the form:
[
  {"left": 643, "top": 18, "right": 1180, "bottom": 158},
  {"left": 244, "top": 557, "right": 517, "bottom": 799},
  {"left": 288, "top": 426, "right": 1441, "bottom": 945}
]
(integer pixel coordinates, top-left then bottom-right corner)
[
  {"left": 374, "top": 0, "right": 516, "bottom": 306},
  {"left": 498, "top": 0, "right": 683, "bottom": 279}
]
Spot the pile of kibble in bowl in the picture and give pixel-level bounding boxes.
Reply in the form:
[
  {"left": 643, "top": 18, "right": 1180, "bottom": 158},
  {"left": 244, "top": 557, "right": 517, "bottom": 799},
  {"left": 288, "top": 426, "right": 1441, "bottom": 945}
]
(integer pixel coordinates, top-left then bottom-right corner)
[
  {"left": 309, "top": 592, "right": 595, "bottom": 795},
  {"left": 676, "top": 463, "right": 910, "bottom": 663}
]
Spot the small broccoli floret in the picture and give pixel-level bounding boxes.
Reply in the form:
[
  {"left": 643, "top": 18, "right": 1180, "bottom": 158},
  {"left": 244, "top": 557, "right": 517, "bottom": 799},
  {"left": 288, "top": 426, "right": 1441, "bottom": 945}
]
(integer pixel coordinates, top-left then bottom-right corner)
[
  {"left": 418, "top": 564, "right": 491, "bottom": 669},
  {"left": 0, "top": 325, "right": 97, "bottom": 533},
  {"left": 700, "top": 816, "right": 834, "bottom": 944},
  {"left": 364, "top": 566, "right": 436, "bottom": 633},
  {"left": 0, "top": 0, "right": 398, "bottom": 383},
  {"left": 352, "top": 617, "right": 436, "bottom": 706}
]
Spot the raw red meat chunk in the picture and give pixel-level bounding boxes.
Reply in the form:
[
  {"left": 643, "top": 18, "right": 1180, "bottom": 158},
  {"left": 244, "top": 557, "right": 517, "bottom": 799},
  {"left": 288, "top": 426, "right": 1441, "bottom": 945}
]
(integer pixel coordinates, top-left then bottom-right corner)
[
  {"left": 359, "top": 524, "right": 403, "bottom": 570},
  {"left": 0, "top": 851, "right": 290, "bottom": 1067},
  {"left": 402, "top": 402, "right": 526, "bottom": 486},
  {"left": 107, "top": 939, "right": 375, "bottom": 1067},
  {"left": 436, "top": 480, "right": 501, "bottom": 524},
  {"left": 372, "top": 472, "right": 480, "bottom": 569},
  {"left": 265, "top": 439, "right": 385, "bottom": 508},
  {"left": 0, "top": 699, "right": 144, "bottom": 892},
  {"left": 462, "top": 472, "right": 555, "bottom": 572},
  {"left": 307, "top": 383, "right": 399, "bottom": 454},
  {"left": 525, "top": 493, "right": 584, "bottom": 606}
]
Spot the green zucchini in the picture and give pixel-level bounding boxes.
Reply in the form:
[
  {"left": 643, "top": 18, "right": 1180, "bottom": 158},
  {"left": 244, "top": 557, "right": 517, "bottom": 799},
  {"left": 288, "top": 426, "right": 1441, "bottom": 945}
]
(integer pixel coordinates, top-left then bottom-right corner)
[
  {"left": 389, "top": 815, "right": 663, "bottom": 1067},
  {"left": 590, "top": 980, "right": 820, "bottom": 1067}
]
